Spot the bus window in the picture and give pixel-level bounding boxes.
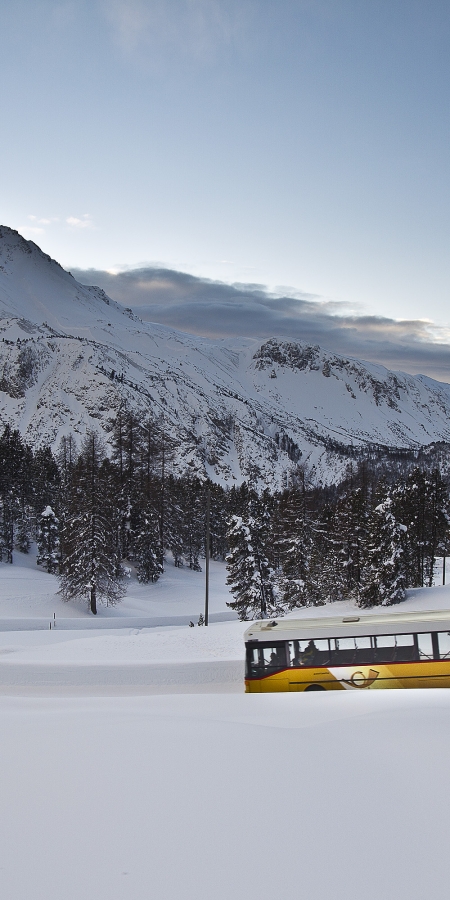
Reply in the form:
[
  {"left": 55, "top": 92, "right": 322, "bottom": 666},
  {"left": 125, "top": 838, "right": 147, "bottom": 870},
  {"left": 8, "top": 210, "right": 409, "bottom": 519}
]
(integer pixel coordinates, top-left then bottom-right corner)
[
  {"left": 331, "top": 637, "right": 357, "bottom": 665},
  {"left": 438, "top": 632, "right": 450, "bottom": 660},
  {"left": 417, "top": 633, "right": 434, "bottom": 660},
  {"left": 375, "top": 634, "right": 396, "bottom": 662},
  {"left": 375, "top": 633, "right": 416, "bottom": 662},
  {"left": 288, "top": 640, "right": 329, "bottom": 667},
  {"left": 260, "top": 643, "right": 287, "bottom": 671},
  {"left": 393, "top": 633, "right": 416, "bottom": 661},
  {"left": 247, "top": 646, "right": 261, "bottom": 677},
  {"left": 354, "top": 636, "right": 374, "bottom": 664},
  {"left": 330, "top": 637, "right": 375, "bottom": 665}
]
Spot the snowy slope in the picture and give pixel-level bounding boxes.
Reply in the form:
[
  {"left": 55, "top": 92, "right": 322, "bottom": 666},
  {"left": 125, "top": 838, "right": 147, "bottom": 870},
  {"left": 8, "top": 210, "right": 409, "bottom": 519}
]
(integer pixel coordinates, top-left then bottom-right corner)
[
  {"left": 1, "top": 225, "right": 450, "bottom": 487},
  {"left": 0, "top": 547, "right": 232, "bottom": 621}
]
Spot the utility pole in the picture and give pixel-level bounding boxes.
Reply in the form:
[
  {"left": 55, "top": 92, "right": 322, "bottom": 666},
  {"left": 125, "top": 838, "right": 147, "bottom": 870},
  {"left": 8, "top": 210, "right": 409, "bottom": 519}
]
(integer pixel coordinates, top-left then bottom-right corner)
[
  {"left": 159, "top": 415, "right": 166, "bottom": 574},
  {"left": 205, "top": 487, "right": 210, "bottom": 626},
  {"left": 443, "top": 537, "right": 447, "bottom": 586}
]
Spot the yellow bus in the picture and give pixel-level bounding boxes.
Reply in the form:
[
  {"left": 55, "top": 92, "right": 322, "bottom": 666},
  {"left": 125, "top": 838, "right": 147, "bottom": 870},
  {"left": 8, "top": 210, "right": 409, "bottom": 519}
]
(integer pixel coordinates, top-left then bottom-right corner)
[{"left": 244, "top": 609, "right": 450, "bottom": 692}]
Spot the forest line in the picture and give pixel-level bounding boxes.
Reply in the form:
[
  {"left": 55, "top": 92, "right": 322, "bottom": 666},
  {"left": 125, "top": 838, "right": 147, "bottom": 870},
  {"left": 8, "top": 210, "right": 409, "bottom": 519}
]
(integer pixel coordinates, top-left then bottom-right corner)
[{"left": 0, "top": 415, "right": 448, "bottom": 618}]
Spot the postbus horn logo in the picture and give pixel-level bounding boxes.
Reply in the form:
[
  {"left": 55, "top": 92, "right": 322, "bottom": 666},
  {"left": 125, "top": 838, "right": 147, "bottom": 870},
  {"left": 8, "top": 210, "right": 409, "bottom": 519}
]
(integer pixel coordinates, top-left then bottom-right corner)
[{"left": 342, "top": 669, "right": 379, "bottom": 689}]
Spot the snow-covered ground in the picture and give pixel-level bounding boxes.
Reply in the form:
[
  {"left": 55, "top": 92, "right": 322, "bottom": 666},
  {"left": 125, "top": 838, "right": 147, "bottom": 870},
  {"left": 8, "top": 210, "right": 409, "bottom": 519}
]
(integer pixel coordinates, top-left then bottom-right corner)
[
  {"left": 0, "top": 547, "right": 234, "bottom": 620},
  {"left": 2, "top": 690, "right": 450, "bottom": 900},
  {"left": 2, "top": 552, "right": 450, "bottom": 899},
  {"left": 0, "top": 548, "right": 449, "bottom": 672}
]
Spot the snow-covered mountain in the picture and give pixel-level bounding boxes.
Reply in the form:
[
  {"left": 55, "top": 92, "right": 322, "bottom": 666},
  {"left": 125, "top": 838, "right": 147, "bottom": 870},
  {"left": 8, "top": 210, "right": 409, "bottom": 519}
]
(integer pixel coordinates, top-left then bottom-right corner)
[{"left": 1, "top": 224, "right": 450, "bottom": 487}]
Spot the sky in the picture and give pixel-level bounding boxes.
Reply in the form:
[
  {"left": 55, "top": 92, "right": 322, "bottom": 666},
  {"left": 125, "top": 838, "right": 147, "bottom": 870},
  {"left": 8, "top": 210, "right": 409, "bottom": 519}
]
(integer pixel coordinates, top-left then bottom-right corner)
[{"left": 1, "top": 1, "right": 450, "bottom": 376}]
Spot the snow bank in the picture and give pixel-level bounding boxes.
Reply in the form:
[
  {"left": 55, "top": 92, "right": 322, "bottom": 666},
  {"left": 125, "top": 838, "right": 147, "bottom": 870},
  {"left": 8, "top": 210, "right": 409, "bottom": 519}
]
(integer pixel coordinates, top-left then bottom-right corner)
[
  {"left": 1, "top": 691, "right": 450, "bottom": 900},
  {"left": 0, "top": 621, "right": 247, "bottom": 665}
]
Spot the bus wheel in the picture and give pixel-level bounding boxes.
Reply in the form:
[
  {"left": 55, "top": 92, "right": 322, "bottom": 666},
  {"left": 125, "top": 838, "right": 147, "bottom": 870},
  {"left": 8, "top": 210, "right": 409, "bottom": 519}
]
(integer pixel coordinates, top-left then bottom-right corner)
[{"left": 304, "top": 684, "right": 326, "bottom": 692}]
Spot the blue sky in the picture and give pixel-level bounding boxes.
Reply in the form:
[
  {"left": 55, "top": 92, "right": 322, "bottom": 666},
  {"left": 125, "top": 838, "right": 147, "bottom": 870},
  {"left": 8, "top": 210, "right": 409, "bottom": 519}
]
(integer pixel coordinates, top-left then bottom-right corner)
[{"left": 1, "top": 1, "right": 450, "bottom": 371}]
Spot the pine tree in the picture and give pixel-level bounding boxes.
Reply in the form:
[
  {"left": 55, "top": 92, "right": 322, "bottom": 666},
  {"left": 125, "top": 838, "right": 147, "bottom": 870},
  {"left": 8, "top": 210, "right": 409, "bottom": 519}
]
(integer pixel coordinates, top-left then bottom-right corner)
[
  {"left": 111, "top": 407, "right": 142, "bottom": 562},
  {"left": 301, "top": 507, "right": 344, "bottom": 606},
  {"left": 0, "top": 494, "right": 15, "bottom": 563},
  {"left": 0, "top": 426, "right": 32, "bottom": 562},
  {"left": 333, "top": 466, "right": 370, "bottom": 598},
  {"left": 207, "top": 481, "right": 228, "bottom": 560},
  {"left": 392, "top": 468, "right": 448, "bottom": 588},
  {"left": 165, "top": 475, "right": 185, "bottom": 566},
  {"left": 275, "top": 488, "right": 310, "bottom": 608},
  {"left": 358, "top": 495, "right": 407, "bottom": 607},
  {"left": 32, "top": 446, "right": 60, "bottom": 517},
  {"left": 395, "top": 468, "right": 428, "bottom": 587},
  {"left": 140, "top": 416, "right": 176, "bottom": 571},
  {"left": 36, "top": 506, "right": 60, "bottom": 573},
  {"left": 422, "top": 468, "right": 448, "bottom": 586},
  {"left": 226, "top": 511, "right": 280, "bottom": 620},
  {"left": 59, "top": 433, "right": 125, "bottom": 614},
  {"left": 16, "top": 511, "right": 31, "bottom": 554},
  {"left": 56, "top": 434, "right": 78, "bottom": 491},
  {"left": 182, "top": 477, "right": 204, "bottom": 571},
  {"left": 135, "top": 416, "right": 164, "bottom": 571},
  {"left": 135, "top": 504, "right": 163, "bottom": 583}
]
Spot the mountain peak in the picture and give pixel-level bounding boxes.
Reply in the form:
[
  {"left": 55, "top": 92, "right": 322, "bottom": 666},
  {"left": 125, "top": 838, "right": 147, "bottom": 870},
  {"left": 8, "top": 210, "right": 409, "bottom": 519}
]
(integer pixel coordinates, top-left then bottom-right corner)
[
  {"left": 1, "top": 227, "right": 450, "bottom": 487},
  {"left": 0, "top": 226, "right": 126, "bottom": 334},
  {"left": 0, "top": 225, "right": 63, "bottom": 269}
]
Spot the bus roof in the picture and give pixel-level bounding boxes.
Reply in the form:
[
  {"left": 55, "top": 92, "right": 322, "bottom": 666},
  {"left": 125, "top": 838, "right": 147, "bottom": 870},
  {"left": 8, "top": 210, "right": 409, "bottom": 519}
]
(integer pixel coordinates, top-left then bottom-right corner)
[{"left": 244, "top": 609, "right": 450, "bottom": 642}]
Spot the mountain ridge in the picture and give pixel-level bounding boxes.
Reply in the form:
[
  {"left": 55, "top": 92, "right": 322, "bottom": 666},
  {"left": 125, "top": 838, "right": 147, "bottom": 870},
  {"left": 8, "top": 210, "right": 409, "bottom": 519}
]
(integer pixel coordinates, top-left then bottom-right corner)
[{"left": 1, "top": 225, "right": 450, "bottom": 488}]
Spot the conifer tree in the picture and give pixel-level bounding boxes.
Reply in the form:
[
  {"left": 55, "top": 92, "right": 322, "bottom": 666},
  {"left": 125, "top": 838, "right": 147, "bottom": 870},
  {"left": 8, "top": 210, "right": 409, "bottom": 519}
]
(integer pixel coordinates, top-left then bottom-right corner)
[
  {"left": 36, "top": 506, "right": 60, "bottom": 573},
  {"left": 0, "top": 496, "right": 15, "bottom": 563},
  {"left": 394, "top": 468, "right": 428, "bottom": 587},
  {"left": 111, "top": 408, "right": 142, "bottom": 561},
  {"left": 392, "top": 468, "right": 448, "bottom": 588},
  {"left": 32, "top": 446, "right": 60, "bottom": 516},
  {"left": 333, "top": 470, "right": 370, "bottom": 597},
  {"left": 275, "top": 488, "right": 310, "bottom": 608},
  {"left": 135, "top": 504, "right": 163, "bottom": 583},
  {"left": 0, "top": 426, "right": 31, "bottom": 562},
  {"left": 56, "top": 434, "right": 78, "bottom": 569},
  {"left": 301, "top": 509, "right": 343, "bottom": 606},
  {"left": 165, "top": 475, "right": 185, "bottom": 566},
  {"left": 226, "top": 510, "right": 280, "bottom": 620},
  {"left": 57, "top": 434, "right": 78, "bottom": 489},
  {"left": 201, "top": 480, "right": 228, "bottom": 561},
  {"left": 16, "top": 511, "right": 31, "bottom": 554},
  {"left": 358, "top": 495, "right": 407, "bottom": 607},
  {"left": 182, "top": 477, "right": 204, "bottom": 571},
  {"left": 420, "top": 468, "right": 448, "bottom": 586},
  {"left": 59, "top": 433, "right": 125, "bottom": 614}
]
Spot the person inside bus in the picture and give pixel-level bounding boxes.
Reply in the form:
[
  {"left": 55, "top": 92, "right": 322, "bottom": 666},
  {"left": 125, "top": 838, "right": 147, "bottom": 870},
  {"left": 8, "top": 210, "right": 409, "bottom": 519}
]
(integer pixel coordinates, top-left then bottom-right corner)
[
  {"left": 269, "top": 649, "right": 283, "bottom": 668},
  {"left": 301, "top": 640, "right": 318, "bottom": 665}
]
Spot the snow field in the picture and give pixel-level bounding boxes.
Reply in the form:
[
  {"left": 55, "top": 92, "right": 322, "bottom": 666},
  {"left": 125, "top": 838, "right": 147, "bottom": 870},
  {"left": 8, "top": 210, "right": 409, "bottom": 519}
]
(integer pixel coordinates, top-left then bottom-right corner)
[
  {"left": 0, "top": 550, "right": 234, "bottom": 620},
  {"left": 0, "top": 621, "right": 247, "bottom": 665},
  {"left": 0, "top": 552, "right": 449, "bottom": 677},
  {"left": 1, "top": 556, "right": 450, "bottom": 897},
  {"left": 1, "top": 690, "right": 450, "bottom": 900}
]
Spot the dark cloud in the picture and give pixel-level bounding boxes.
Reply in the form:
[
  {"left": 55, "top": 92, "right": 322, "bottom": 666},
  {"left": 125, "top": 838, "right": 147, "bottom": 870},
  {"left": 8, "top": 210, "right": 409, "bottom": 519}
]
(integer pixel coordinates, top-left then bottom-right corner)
[{"left": 72, "top": 266, "right": 450, "bottom": 383}]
